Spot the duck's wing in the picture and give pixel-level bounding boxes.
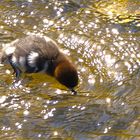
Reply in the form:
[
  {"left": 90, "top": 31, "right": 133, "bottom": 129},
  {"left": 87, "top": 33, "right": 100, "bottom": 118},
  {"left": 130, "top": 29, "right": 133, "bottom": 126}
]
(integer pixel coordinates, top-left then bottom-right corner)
[{"left": 5, "top": 36, "right": 60, "bottom": 73}]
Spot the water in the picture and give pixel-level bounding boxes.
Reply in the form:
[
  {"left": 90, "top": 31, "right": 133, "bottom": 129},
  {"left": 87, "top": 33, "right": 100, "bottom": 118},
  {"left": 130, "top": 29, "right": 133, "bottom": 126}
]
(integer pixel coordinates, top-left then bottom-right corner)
[{"left": 0, "top": 0, "right": 140, "bottom": 139}]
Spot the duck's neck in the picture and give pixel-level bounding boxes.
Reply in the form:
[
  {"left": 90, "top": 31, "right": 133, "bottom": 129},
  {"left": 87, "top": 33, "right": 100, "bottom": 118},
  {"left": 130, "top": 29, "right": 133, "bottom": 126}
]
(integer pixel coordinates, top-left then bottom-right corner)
[{"left": 47, "top": 53, "right": 68, "bottom": 76}]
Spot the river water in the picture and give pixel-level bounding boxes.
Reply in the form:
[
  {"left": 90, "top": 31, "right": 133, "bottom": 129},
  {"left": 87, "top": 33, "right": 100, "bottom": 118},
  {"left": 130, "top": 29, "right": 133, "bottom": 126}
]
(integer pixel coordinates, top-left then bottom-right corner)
[{"left": 0, "top": 0, "right": 140, "bottom": 139}]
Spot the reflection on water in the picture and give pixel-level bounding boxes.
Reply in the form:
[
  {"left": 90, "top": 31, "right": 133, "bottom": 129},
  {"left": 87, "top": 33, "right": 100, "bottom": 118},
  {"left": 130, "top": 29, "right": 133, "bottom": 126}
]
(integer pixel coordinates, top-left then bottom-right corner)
[{"left": 0, "top": 0, "right": 140, "bottom": 140}]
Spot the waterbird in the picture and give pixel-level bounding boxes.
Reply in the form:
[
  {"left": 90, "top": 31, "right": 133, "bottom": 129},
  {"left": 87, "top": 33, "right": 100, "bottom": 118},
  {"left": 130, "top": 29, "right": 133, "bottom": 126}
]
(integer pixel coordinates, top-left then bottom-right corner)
[{"left": 0, "top": 35, "right": 78, "bottom": 94}]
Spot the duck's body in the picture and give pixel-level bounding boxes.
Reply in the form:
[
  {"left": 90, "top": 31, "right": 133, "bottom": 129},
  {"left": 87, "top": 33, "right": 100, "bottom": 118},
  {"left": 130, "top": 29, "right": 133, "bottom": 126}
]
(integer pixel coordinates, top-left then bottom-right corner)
[{"left": 0, "top": 35, "right": 78, "bottom": 93}]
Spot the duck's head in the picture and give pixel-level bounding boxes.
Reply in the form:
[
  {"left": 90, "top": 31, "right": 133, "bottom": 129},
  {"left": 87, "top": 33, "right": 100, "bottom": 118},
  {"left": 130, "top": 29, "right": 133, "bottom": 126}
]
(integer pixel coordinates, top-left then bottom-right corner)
[{"left": 54, "top": 61, "right": 78, "bottom": 94}]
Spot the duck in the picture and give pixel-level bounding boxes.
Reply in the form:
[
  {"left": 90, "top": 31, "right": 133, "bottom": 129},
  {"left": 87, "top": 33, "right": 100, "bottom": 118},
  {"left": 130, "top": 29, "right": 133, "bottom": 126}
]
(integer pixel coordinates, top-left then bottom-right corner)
[{"left": 0, "top": 35, "right": 78, "bottom": 94}]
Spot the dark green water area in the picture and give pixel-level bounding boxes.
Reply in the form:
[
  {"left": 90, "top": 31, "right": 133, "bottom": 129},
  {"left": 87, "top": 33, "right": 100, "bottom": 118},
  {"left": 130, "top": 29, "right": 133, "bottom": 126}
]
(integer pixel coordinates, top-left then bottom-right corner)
[{"left": 0, "top": 0, "right": 140, "bottom": 139}]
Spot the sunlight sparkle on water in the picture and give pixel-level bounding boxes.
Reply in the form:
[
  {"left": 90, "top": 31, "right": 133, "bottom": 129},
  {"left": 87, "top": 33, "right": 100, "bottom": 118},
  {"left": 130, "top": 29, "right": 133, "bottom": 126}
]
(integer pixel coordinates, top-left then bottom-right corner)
[
  {"left": 104, "top": 126, "right": 112, "bottom": 133},
  {"left": 53, "top": 131, "right": 58, "bottom": 136},
  {"left": 57, "top": 10, "right": 62, "bottom": 16},
  {"left": 104, "top": 128, "right": 108, "bottom": 133},
  {"left": 0, "top": 25, "right": 4, "bottom": 29},
  {"left": 43, "top": 19, "right": 49, "bottom": 24},
  {"left": 1, "top": 126, "right": 11, "bottom": 131},
  {"left": 78, "top": 58, "right": 84, "bottom": 63},
  {"left": 27, "top": 0, "right": 32, "bottom": 2},
  {"left": 33, "top": 25, "right": 37, "bottom": 29},
  {"left": 0, "top": 96, "right": 7, "bottom": 104},
  {"left": 20, "top": 11, "right": 25, "bottom": 16},
  {"left": 55, "top": 89, "right": 62, "bottom": 94},
  {"left": 15, "top": 122, "right": 22, "bottom": 129},
  {"left": 5, "top": 69, "right": 11, "bottom": 74},
  {"left": 112, "top": 28, "right": 119, "bottom": 34},
  {"left": 88, "top": 75, "right": 95, "bottom": 84},
  {"left": 107, "top": 11, "right": 113, "bottom": 17},
  {"left": 43, "top": 19, "right": 54, "bottom": 27},
  {"left": 62, "top": 49, "right": 70, "bottom": 55},
  {"left": 100, "top": 78, "right": 103, "bottom": 83},
  {"left": 23, "top": 110, "right": 30, "bottom": 116},
  {"left": 113, "top": 72, "right": 124, "bottom": 81},
  {"left": 117, "top": 81, "right": 123, "bottom": 86},
  {"left": 9, "top": 103, "right": 19, "bottom": 110},
  {"left": 22, "top": 87, "right": 31, "bottom": 93},
  {"left": 13, "top": 19, "right": 18, "bottom": 23},
  {"left": 25, "top": 102, "right": 31, "bottom": 109},
  {"left": 81, "top": 106, "right": 86, "bottom": 110},
  {"left": 124, "top": 61, "right": 131, "bottom": 69},
  {"left": 104, "top": 54, "right": 116, "bottom": 67},
  {"left": 44, "top": 108, "right": 56, "bottom": 119},
  {"left": 100, "top": 39, "right": 105, "bottom": 44},
  {"left": 106, "top": 98, "right": 111, "bottom": 104},
  {"left": 21, "top": 19, "right": 25, "bottom": 23},
  {"left": 85, "top": 10, "right": 91, "bottom": 14}
]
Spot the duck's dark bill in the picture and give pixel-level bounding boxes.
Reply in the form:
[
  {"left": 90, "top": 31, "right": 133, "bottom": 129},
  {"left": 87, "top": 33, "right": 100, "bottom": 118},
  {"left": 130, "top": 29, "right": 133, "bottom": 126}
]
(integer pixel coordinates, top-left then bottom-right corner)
[{"left": 70, "top": 88, "right": 77, "bottom": 95}]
